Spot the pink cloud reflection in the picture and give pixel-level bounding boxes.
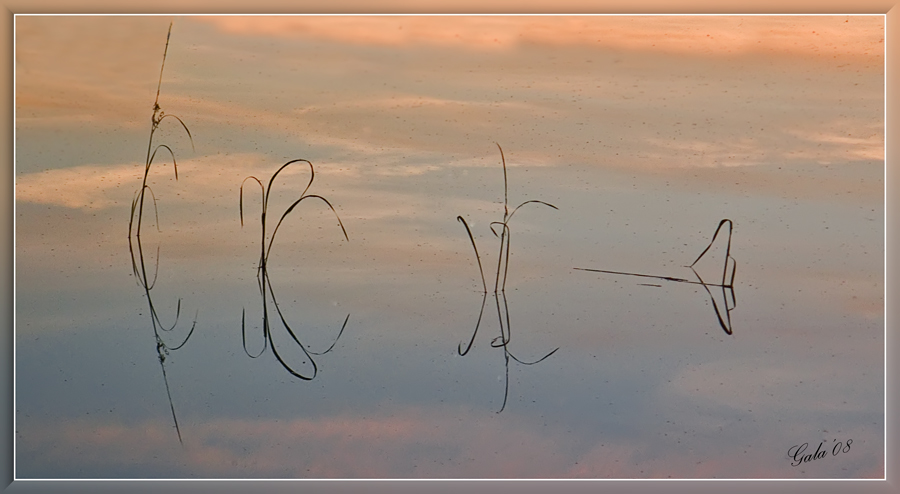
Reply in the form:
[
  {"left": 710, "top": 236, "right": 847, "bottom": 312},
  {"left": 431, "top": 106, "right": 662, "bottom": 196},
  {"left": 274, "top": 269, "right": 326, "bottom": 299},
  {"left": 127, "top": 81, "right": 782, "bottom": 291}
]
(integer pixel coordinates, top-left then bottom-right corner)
[{"left": 18, "top": 405, "right": 883, "bottom": 479}]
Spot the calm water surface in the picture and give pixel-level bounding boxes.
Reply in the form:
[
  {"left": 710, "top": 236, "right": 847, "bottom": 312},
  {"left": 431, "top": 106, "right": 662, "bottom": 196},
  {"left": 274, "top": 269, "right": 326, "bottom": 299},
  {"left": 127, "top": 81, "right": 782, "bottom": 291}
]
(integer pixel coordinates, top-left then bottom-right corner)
[{"left": 14, "top": 15, "right": 884, "bottom": 479}]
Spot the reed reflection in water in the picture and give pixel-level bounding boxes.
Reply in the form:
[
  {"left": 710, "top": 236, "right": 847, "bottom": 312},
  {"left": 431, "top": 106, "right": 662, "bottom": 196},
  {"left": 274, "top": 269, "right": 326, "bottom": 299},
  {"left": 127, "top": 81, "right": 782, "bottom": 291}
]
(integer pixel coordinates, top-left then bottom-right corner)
[
  {"left": 126, "top": 22, "right": 196, "bottom": 445},
  {"left": 575, "top": 219, "right": 737, "bottom": 335},
  {"left": 457, "top": 144, "right": 559, "bottom": 413},
  {"left": 239, "top": 159, "right": 350, "bottom": 380}
]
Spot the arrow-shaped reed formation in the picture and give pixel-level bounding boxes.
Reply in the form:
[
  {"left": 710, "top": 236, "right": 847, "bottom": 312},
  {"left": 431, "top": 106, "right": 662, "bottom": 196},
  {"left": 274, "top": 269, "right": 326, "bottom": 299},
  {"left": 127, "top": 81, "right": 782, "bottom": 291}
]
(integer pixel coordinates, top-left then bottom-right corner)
[{"left": 575, "top": 219, "right": 736, "bottom": 335}]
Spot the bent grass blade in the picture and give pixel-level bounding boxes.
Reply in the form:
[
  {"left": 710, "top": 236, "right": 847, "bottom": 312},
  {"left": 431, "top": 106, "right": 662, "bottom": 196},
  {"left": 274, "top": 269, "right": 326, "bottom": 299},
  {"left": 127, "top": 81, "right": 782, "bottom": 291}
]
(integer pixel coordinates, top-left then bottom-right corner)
[{"left": 239, "top": 159, "right": 350, "bottom": 381}]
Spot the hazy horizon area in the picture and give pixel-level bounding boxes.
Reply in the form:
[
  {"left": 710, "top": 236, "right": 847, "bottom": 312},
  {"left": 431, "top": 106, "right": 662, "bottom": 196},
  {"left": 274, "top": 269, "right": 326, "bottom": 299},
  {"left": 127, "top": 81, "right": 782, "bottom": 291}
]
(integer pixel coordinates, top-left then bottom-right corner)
[{"left": 14, "top": 14, "right": 884, "bottom": 479}]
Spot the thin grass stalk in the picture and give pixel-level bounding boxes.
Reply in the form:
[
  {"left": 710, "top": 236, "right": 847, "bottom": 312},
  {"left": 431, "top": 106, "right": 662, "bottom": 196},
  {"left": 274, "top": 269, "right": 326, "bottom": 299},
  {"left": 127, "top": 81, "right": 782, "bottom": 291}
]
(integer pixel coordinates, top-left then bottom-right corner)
[{"left": 127, "top": 21, "right": 196, "bottom": 446}]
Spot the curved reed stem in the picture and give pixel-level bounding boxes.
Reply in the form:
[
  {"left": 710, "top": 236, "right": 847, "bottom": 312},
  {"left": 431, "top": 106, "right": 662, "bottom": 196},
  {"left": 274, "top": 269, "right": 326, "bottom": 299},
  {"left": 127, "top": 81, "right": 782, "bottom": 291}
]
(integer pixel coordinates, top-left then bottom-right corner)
[
  {"left": 239, "top": 159, "right": 350, "bottom": 380},
  {"left": 456, "top": 144, "right": 558, "bottom": 413}
]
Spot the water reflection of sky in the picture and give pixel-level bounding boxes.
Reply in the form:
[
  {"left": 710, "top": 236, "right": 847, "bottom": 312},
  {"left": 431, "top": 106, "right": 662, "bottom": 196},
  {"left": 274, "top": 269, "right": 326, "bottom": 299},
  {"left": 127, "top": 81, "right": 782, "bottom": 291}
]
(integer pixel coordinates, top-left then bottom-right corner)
[{"left": 14, "top": 15, "right": 883, "bottom": 479}]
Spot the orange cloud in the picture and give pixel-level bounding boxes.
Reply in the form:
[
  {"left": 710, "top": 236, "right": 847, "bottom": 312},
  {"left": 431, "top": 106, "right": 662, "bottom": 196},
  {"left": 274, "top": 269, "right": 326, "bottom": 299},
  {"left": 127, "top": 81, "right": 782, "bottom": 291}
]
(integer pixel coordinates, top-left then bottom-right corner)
[
  {"left": 16, "top": 163, "right": 144, "bottom": 210},
  {"left": 199, "top": 15, "right": 883, "bottom": 61},
  {"left": 16, "top": 16, "right": 176, "bottom": 126},
  {"left": 786, "top": 127, "right": 884, "bottom": 162}
]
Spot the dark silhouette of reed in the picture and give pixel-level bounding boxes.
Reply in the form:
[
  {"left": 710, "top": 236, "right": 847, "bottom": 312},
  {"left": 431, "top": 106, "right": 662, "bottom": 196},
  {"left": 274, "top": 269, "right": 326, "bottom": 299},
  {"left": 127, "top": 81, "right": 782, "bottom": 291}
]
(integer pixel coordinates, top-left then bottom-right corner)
[
  {"left": 126, "top": 22, "right": 196, "bottom": 445},
  {"left": 239, "top": 159, "right": 349, "bottom": 380},
  {"left": 457, "top": 144, "right": 559, "bottom": 413},
  {"left": 575, "top": 219, "right": 736, "bottom": 335}
]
